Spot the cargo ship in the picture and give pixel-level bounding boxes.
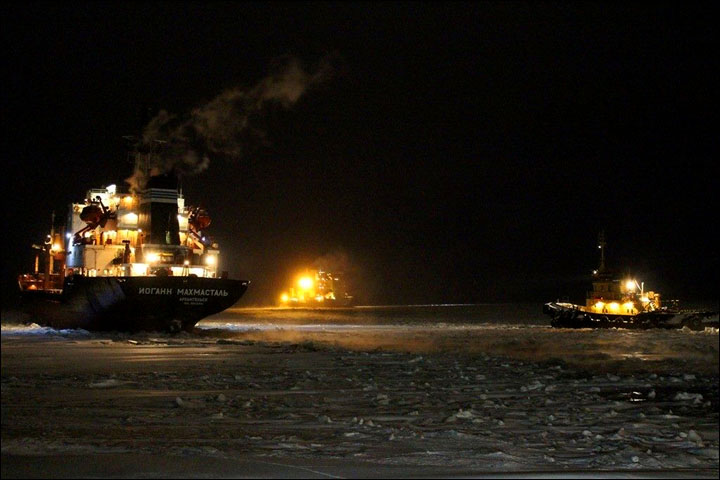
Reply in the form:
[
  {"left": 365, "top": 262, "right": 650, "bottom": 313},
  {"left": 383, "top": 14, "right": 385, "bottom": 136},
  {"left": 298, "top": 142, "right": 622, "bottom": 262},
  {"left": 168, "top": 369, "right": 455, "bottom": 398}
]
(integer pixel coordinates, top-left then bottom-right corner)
[
  {"left": 543, "top": 232, "right": 718, "bottom": 330},
  {"left": 17, "top": 169, "right": 249, "bottom": 332},
  {"left": 279, "top": 269, "right": 353, "bottom": 307}
]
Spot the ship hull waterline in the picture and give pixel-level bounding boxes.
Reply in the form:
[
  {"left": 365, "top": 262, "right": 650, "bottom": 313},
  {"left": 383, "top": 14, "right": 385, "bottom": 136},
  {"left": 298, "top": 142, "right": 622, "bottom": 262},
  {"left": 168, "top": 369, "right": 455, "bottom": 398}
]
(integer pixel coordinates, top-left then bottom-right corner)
[
  {"left": 543, "top": 302, "right": 719, "bottom": 331},
  {"left": 19, "top": 274, "right": 249, "bottom": 333}
]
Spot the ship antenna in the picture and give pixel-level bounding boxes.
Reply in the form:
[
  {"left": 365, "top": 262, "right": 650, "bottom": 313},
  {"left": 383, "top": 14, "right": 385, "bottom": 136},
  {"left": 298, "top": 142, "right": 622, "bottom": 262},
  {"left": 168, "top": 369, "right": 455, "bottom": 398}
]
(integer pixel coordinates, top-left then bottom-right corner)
[
  {"left": 597, "top": 229, "right": 606, "bottom": 273},
  {"left": 122, "top": 135, "right": 143, "bottom": 180}
]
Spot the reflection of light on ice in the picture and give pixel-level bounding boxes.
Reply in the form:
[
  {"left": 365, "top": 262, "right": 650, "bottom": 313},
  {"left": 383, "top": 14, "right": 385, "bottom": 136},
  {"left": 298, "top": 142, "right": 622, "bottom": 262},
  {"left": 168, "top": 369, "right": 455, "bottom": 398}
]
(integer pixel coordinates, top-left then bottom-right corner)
[
  {"left": 195, "top": 320, "right": 718, "bottom": 372},
  {"left": 196, "top": 323, "right": 551, "bottom": 332}
]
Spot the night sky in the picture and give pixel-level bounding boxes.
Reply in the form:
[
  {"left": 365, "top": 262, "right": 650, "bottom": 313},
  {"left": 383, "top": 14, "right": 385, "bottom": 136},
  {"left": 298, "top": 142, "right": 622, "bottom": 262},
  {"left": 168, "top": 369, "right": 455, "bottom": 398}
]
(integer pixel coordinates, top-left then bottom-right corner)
[{"left": 2, "top": 2, "right": 717, "bottom": 306}]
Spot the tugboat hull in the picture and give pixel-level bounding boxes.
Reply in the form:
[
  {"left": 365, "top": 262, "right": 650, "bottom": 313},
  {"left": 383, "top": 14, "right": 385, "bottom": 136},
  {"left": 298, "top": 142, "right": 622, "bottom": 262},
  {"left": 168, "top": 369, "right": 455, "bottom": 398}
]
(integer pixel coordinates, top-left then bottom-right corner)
[
  {"left": 543, "top": 302, "right": 718, "bottom": 331},
  {"left": 20, "top": 275, "right": 249, "bottom": 332}
]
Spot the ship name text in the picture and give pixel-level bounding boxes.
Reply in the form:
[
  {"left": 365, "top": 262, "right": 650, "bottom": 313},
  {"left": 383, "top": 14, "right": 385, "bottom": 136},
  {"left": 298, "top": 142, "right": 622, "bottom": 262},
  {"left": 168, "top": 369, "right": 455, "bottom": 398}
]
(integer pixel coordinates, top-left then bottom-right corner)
[{"left": 138, "top": 287, "right": 229, "bottom": 297}]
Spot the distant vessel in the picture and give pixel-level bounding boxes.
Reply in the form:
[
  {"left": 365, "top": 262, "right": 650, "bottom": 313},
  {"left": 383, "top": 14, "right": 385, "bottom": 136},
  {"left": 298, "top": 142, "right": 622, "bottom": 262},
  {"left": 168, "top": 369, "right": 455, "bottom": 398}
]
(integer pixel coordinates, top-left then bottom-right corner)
[
  {"left": 279, "top": 269, "right": 353, "bottom": 307},
  {"left": 17, "top": 160, "right": 249, "bottom": 332},
  {"left": 543, "top": 232, "right": 717, "bottom": 330}
]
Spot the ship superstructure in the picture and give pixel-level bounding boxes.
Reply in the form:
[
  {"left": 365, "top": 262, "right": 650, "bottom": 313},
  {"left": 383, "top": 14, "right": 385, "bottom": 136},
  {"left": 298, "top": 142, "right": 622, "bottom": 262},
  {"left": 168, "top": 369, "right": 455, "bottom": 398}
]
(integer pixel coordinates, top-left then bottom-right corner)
[
  {"left": 280, "top": 269, "right": 353, "bottom": 307},
  {"left": 62, "top": 175, "right": 220, "bottom": 281},
  {"left": 581, "top": 230, "right": 662, "bottom": 317}
]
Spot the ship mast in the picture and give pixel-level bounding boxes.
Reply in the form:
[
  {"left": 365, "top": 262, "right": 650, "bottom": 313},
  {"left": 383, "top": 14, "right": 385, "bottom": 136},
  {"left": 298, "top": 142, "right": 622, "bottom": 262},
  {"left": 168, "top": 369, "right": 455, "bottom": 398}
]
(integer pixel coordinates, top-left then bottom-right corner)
[
  {"left": 597, "top": 229, "right": 606, "bottom": 273},
  {"left": 44, "top": 211, "right": 55, "bottom": 288}
]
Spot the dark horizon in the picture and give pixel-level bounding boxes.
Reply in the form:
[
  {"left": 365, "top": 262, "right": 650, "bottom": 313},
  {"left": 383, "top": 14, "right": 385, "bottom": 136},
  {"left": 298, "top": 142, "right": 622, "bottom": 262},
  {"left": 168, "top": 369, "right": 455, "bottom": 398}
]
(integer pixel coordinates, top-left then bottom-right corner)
[{"left": 2, "top": 2, "right": 717, "bottom": 307}]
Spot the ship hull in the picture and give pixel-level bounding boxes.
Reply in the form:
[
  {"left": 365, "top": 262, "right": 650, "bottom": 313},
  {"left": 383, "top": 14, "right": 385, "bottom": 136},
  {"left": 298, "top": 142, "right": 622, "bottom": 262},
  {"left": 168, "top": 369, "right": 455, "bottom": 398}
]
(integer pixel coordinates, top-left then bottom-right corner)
[
  {"left": 19, "top": 275, "right": 249, "bottom": 332},
  {"left": 543, "top": 302, "right": 718, "bottom": 330}
]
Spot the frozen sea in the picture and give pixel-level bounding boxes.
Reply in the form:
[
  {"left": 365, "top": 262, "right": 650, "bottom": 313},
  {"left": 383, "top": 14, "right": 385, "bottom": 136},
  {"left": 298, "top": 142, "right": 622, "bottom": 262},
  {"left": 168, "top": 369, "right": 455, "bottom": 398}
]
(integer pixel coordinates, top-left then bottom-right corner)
[{"left": 2, "top": 303, "right": 718, "bottom": 478}]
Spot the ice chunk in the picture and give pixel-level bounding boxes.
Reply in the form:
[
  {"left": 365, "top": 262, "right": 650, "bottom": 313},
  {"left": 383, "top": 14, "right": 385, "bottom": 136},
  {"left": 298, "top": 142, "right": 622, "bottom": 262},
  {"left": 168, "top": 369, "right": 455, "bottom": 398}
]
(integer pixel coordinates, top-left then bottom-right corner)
[
  {"left": 88, "top": 379, "right": 122, "bottom": 388},
  {"left": 687, "top": 430, "right": 704, "bottom": 446},
  {"left": 674, "top": 392, "right": 703, "bottom": 403}
]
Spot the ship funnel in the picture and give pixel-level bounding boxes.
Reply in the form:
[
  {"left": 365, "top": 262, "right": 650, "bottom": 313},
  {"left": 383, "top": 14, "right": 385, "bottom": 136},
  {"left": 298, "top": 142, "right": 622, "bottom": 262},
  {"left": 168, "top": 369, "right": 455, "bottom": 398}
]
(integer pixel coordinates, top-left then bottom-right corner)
[{"left": 138, "top": 173, "right": 181, "bottom": 245}]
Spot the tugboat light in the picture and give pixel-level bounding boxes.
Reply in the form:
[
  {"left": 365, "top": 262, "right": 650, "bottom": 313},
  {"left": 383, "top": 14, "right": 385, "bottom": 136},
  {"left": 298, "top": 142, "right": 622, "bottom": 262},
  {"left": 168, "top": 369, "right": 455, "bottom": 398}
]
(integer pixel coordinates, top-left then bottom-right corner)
[{"left": 205, "top": 255, "right": 216, "bottom": 266}]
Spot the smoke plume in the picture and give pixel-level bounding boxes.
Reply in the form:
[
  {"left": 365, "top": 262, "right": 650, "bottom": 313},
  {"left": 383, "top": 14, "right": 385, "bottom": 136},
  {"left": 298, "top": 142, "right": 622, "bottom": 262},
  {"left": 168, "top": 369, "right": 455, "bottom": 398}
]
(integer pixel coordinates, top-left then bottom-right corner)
[
  {"left": 126, "top": 57, "right": 334, "bottom": 191},
  {"left": 312, "top": 249, "right": 352, "bottom": 274}
]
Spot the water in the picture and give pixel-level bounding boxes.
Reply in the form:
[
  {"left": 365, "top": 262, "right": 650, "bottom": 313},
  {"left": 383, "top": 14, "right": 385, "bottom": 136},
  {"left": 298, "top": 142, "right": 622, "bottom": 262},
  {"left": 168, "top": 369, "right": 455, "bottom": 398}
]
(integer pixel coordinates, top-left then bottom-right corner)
[
  {"left": 3, "top": 303, "right": 717, "bottom": 375},
  {"left": 190, "top": 304, "right": 719, "bottom": 375},
  {"left": 199, "top": 303, "right": 547, "bottom": 329}
]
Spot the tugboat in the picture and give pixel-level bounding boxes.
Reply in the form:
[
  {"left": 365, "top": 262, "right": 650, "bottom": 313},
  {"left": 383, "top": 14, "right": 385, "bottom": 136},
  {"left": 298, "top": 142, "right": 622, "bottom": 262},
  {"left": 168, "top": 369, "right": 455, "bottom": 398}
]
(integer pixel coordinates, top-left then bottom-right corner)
[
  {"left": 279, "top": 269, "right": 353, "bottom": 307},
  {"left": 543, "top": 232, "right": 718, "bottom": 330},
  {"left": 17, "top": 164, "right": 249, "bottom": 332}
]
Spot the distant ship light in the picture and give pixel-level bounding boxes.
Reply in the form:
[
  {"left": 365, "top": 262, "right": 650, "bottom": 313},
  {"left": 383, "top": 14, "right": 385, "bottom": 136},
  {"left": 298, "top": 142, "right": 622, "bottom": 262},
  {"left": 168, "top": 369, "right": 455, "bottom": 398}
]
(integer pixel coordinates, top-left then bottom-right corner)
[
  {"left": 298, "top": 276, "right": 313, "bottom": 290},
  {"left": 625, "top": 280, "right": 636, "bottom": 291},
  {"left": 146, "top": 252, "right": 159, "bottom": 263},
  {"left": 281, "top": 293, "right": 289, "bottom": 303},
  {"left": 205, "top": 255, "right": 217, "bottom": 266}
]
